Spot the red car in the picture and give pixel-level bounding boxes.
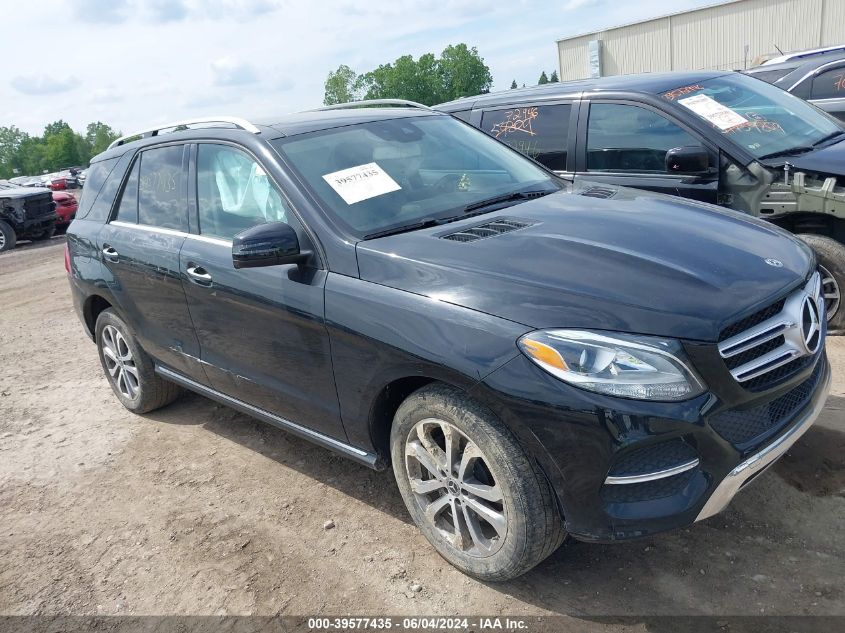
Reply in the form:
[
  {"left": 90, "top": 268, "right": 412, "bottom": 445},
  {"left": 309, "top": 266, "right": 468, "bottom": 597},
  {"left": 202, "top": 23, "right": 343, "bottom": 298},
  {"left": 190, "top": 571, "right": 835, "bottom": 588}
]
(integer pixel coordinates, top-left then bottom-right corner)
[{"left": 53, "top": 191, "right": 78, "bottom": 228}]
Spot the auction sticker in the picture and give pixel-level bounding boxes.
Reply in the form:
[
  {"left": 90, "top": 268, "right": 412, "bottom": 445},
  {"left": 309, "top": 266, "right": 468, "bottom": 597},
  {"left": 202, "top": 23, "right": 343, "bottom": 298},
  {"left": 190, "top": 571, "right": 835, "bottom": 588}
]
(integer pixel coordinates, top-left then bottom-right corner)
[
  {"left": 322, "top": 162, "right": 401, "bottom": 205},
  {"left": 678, "top": 94, "right": 748, "bottom": 131}
]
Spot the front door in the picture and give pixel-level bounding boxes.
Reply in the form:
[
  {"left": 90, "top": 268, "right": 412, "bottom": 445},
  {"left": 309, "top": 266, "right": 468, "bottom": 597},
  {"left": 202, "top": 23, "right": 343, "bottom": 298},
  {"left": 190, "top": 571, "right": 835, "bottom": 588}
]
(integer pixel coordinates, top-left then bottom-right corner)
[
  {"left": 179, "top": 142, "right": 346, "bottom": 441},
  {"left": 575, "top": 100, "right": 719, "bottom": 203}
]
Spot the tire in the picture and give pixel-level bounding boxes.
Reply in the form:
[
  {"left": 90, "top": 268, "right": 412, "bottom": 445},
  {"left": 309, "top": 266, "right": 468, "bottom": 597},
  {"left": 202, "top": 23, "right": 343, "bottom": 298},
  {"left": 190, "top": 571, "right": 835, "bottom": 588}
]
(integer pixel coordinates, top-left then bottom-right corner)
[
  {"left": 30, "top": 224, "right": 56, "bottom": 241},
  {"left": 390, "top": 383, "right": 566, "bottom": 581},
  {"left": 797, "top": 234, "right": 845, "bottom": 334},
  {"left": 0, "top": 220, "right": 17, "bottom": 252},
  {"left": 94, "top": 309, "right": 182, "bottom": 414}
]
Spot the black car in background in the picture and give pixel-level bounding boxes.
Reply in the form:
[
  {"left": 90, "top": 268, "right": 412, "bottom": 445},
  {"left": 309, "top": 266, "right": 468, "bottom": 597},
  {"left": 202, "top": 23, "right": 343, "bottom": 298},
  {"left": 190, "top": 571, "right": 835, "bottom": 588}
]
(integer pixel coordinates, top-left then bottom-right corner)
[
  {"left": 435, "top": 71, "right": 845, "bottom": 332},
  {"left": 744, "top": 49, "right": 845, "bottom": 122},
  {"left": 66, "top": 105, "right": 830, "bottom": 580},
  {"left": 0, "top": 180, "right": 58, "bottom": 251}
]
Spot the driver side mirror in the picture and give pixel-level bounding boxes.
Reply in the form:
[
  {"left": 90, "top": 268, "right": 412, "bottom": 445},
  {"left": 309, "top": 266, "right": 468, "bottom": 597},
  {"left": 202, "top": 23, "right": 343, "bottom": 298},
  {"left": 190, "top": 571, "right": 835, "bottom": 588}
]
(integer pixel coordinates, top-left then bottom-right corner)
[
  {"left": 665, "top": 146, "right": 710, "bottom": 175},
  {"left": 232, "top": 222, "right": 309, "bottom": 269}
]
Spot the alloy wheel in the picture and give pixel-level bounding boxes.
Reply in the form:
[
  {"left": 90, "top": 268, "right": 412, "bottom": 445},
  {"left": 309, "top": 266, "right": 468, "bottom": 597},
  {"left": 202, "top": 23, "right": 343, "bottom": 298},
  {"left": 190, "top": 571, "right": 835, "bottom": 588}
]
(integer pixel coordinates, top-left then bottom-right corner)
[
  {"left": 0, "top": 232, "right": 5, "bottom": 249},
  {"left": 101, "top": 325, "right": 139, "bottom": 399},
  {"left": 819, "top": 263, "right": 841, "bottom": 322},
  {"left": 404, "top": 418, "right": 507, "bottom": 557}
]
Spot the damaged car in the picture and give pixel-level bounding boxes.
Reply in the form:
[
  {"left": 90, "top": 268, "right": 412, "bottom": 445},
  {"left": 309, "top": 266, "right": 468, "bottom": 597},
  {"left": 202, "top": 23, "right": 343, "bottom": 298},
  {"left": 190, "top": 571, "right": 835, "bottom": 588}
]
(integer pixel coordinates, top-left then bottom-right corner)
[
  {"left": 435, "top": 71, "right": 845, "bottom": 332},
  {"left": 0, "top": 180, "right": 59, "bottom": 251}
]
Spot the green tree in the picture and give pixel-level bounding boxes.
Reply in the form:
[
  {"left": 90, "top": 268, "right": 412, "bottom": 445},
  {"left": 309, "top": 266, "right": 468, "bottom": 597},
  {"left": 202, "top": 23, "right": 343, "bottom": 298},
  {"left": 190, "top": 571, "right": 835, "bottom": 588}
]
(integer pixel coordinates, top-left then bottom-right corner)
[
  {"left": 549, "top": 70, "right": 559, "bottom": 83},
  {"left": 0, "top": 126, "right": 29, "bottom": 179},
  {"left": 436, "top": 44, "right": 493, "bottom": 101},
  {"left": 510, "top": 80, "right": 518, "bottom": 89},
  {"left": 323, "top": 64, "right": 361, "bottom": 105},
  {"left": 85, "top": 122, "right": 121, "bottom": 156},
  {"left": 538, "top": 71, "right": 549, "bottom": 85}
]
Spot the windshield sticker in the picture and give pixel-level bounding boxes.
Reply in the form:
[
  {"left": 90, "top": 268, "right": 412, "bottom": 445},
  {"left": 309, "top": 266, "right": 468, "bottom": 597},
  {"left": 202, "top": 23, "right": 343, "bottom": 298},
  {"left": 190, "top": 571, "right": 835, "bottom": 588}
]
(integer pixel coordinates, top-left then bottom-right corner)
[
  {"left": 677, "top": 94, "right": 748, "bottom": 131},
  {"left": 490, "top": 107, "right": 538, "bottom": 138},
  {"left": 322, "top": 162, "right": 401, "bottom": 205},
  {"left": 663, "top": 84, "right": 703, "bottom": 101},
  {"left": 725, "top": 112, "right": 785, "bottom": 135}
]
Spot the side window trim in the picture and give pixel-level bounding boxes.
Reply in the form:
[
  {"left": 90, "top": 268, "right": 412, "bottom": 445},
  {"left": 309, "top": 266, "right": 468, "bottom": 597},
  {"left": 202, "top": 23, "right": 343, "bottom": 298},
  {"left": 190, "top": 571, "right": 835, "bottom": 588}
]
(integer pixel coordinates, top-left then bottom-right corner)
[
  {"left": 810, "top": 64, "right": 845, "bottom": 101},
  {"left": 577, "top": 98, "right": 715, "bottom": 176}
]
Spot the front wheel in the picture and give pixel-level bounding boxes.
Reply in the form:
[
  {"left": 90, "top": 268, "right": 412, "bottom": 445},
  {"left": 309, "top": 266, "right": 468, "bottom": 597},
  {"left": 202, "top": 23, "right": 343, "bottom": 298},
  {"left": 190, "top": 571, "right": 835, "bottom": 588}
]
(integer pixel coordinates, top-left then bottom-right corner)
[
  {"left": 390, "top": 383, "right": 566, "bottom": 581},
  {"left": 797, "top": 234, "right": 844, "bottom": 334},
  {"left": 0, "top": 220, "right": 17, "bottom": 252}
]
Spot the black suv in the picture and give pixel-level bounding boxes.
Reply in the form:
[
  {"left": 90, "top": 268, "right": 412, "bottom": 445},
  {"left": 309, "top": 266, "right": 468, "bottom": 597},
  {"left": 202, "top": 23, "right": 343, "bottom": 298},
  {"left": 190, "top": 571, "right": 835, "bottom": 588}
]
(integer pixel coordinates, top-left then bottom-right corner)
[
  {"left": 435, "top": 70, "right": 845, "bottom": 333},
  {"left": 0, "top": 180, "right": 58, "bottom": 251},
  {"left": 67, "top": 104, "right": 830, "bottom": 581}
]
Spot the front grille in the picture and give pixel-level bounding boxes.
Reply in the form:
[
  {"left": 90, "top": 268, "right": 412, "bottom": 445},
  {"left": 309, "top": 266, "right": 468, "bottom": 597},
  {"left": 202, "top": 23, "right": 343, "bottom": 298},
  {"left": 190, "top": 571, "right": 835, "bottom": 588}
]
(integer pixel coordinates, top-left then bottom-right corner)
[
  {"left": 23, "top": 193, "right": 56, "bottom": 218},
  {"left": 717, "top": 273, "right": 824, "bottom": 391},
  {"left": 709, "top": 359, "right": 824, "bottom": 448},
  {"left": 608, "top": 440, "right": 697, "bottom": 478},
  {"left": 441, "top": 218, "right": 533, "bottom": 243}
]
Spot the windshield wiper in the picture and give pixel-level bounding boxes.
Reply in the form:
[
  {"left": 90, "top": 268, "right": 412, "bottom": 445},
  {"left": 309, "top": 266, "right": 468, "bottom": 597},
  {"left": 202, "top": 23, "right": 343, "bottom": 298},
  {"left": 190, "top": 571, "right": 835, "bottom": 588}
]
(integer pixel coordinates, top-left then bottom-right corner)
[
  {"left": 758, "top": 146, "right": 815, "bottom": 160},
  {"left": 462, "top": 189, "right": 552, "bottom": 214},
  {"left": 812, "top": 130, "right": 845, "bottom": 147},
  {"left": 363, "top": 217, "right": 448, "bottom": 240}
]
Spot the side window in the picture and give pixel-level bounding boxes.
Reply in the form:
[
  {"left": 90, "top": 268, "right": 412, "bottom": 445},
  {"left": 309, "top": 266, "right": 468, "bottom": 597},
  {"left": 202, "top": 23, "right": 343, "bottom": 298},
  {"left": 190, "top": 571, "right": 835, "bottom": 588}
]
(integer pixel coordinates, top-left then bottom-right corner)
[
  {"left": 114, "top": 159, "right": 139, "bottom": 223},
  {"left": 481, "top": 104, "right": 571, "bottom": 171},
  {"left": 138, "top": 145, "right": 187, "bottom": 231},
  {"left": 450, "top": 110, "right": 472, "bottom": 122},
  {"left": 196, "top": 144, "right": 290, "bottom": 241},
  {"left": 810, "top": 66, "right": 845, "bottom": 100},
  {"left": 587, "top": 103, "right": 700, "bottom": 173},
  {"left": 75, "top": 157, "right": 118, "bottom": 220}
]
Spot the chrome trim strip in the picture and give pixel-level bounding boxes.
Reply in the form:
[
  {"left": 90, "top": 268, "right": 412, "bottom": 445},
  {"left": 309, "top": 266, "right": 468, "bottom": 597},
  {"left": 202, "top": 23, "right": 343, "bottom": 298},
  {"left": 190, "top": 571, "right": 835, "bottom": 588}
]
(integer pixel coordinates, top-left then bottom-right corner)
[
  {"left": 108, "top": 116, "right": 260, "bottom": 149},
  {"left": 695, "top": 366, "right": 831, "bottom": 522},
  {"left": 604, "top": 458, "right": 700, "bottom": 485},
  {"left": 155, "top": 366, "right": 379, "bottom": 467},
  {"left": 109, "top": 221, "right": 232, "bottom": 247}
]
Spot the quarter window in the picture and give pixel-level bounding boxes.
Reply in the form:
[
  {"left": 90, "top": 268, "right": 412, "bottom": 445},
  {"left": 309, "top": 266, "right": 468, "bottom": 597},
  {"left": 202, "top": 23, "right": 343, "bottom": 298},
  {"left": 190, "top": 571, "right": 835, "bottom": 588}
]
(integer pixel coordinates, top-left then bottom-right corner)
[
  {"left": 138, "top": 145, "right": 188, "bottom": 231},
  {"left": 587, "top": 103, "right": 699, "bottom": 172},
  {"left": 196, "top": 144, "right": 289, "bottom": 241},
  {"left": 810, "top": 66, "right": 845, "bottom": 100},
  {"left": 481, "top": 104, "right": 571, "bottom": 171},
  {"left": 114, "top": 160, "right": 139, "bottom": 223}
]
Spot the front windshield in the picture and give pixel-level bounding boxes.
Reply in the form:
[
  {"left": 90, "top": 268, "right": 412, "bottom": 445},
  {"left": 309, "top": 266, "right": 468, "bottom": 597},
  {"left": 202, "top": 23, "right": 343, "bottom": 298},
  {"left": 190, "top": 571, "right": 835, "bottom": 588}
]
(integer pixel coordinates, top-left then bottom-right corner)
[
  {"left": 662, "top": 73, "right": 842, "bottom": 160},
  {"left": 272, "top": 115, "right": 560, "bottom": 238}
]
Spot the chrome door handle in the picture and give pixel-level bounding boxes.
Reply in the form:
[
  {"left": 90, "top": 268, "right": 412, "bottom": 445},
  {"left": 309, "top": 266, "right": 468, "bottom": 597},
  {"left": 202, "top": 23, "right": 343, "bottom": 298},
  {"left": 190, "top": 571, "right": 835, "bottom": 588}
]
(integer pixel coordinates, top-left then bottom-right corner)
[
  {"left": 102, "top": 245, "right": 119, "bottom": 262},
  {"left": 186, "top": 264, "right": 213, "bottom": 285}
]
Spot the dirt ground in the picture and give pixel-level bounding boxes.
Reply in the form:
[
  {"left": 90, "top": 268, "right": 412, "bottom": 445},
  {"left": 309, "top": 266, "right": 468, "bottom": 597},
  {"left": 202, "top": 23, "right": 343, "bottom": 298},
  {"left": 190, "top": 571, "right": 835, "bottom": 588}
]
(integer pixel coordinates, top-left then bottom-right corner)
[{"left": 0, "top": 237, "right": 843, "bottom": 625}]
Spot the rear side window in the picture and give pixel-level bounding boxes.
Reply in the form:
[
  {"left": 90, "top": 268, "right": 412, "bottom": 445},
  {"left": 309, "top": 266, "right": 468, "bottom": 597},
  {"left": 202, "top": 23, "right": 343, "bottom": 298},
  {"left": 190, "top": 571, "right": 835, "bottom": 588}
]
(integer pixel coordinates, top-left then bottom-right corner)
[
  {"left": 450, "top": 110, "right": 472, "bottom": 122},
  {"left": 115, "top": 160, "right": 139, "bottom": 223},
  {"left": 810, "top": 66, "right": 845, "bottom": 100},
  {"left": 75, "top": 158, "right": 119, "bottom": 220},
  {"left": 480, "top": 104, "right": 571, "bottom": 171},
  {"left": 586, "top": 103, "right": 699, "bottom": 172},
  {"left": 138, "top": 145, "right": 187, "bottom": 231},
  {"left": 747, "top": 68, "right": 793, "bottom": 84}
]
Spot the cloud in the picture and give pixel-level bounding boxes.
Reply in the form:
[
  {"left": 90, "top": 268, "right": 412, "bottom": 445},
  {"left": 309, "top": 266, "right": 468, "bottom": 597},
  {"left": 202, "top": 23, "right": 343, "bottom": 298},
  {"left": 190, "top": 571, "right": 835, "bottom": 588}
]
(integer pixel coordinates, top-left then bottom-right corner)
[
  {"left": 210, "top": 57, "right": 259, "bottom": 86},
  {"left": 74, "top": 0, "right": 130, "bottom": 23},
  {"left": 10, "top": 76, "right": 78, "bottom": 96},
  {"left": 147, "top": 0, "right": 189, "bottom": 22}
]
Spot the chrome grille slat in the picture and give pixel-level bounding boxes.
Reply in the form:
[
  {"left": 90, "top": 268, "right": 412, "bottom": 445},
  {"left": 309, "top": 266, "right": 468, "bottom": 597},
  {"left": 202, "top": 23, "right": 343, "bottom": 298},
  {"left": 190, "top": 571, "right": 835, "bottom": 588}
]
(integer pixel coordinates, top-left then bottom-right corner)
[{"left": 718, "top": 272, "right": 824, "bottom": 388}]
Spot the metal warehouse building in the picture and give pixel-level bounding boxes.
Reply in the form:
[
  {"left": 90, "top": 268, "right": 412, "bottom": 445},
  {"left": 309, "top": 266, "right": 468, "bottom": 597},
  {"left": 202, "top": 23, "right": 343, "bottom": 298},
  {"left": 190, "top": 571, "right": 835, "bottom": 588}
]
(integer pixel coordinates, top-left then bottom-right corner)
[{"left": 557, "top": 0, "right": 845, "bottom": 81}]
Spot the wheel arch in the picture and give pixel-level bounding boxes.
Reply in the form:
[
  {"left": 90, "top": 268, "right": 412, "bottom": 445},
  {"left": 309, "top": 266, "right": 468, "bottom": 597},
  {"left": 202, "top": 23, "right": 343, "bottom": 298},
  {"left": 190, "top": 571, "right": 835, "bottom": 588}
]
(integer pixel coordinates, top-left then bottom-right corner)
[{"left": 83, "top": 294, "right": 116, "bottom": 339}]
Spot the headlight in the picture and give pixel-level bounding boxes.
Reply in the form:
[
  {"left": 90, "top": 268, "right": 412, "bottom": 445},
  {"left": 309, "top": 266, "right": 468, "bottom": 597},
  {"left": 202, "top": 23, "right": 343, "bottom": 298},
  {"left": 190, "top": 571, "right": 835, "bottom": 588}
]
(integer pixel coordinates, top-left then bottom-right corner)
[{"left": 517, "top": 329, "right": 705, "bottom": 401}]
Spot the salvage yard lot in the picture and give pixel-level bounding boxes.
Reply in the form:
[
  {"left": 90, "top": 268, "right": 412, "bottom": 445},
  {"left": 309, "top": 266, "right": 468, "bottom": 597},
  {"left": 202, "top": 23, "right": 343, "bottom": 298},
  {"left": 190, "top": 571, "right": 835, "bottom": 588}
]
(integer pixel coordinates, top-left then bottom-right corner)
[{"left": 0, "top": 238, "right": 843, "bottom": 622}]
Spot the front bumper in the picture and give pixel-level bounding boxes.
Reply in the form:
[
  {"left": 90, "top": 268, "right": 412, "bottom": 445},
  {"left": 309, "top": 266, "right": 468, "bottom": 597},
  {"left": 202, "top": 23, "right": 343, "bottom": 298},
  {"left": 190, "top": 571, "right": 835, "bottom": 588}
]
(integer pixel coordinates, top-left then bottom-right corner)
[{"left": 471, "top": 350, "right": 831, "bottom": 542}]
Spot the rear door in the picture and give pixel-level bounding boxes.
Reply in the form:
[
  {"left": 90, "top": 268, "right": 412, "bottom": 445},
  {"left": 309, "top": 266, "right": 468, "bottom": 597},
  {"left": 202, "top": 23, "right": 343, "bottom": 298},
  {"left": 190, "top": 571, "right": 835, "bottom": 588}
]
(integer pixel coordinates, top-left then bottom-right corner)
[
  {"left": 178, "top": 142, "right": 346, "bottom": 441},
  {"left": 575, "top": 100, "right": 720, "bottom": 203},
  {"left": 97, "top": 143, "right": 207, "bottom": 383}
]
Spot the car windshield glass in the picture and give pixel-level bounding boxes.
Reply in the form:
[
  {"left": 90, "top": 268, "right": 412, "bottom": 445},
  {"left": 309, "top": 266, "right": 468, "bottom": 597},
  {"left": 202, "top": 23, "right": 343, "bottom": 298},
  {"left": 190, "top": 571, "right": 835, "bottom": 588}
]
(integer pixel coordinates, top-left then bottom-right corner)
[
  {"left": 271, "top": 115, "right": 559, "bottom": 238},
  {"left": 662, "top": 73, "right": 842, "bottom": 160}
]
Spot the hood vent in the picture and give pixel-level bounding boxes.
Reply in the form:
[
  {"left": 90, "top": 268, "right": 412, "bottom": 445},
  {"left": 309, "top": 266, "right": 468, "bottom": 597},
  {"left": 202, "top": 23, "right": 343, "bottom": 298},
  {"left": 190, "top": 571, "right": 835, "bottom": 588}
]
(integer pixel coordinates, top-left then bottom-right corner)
[
  {"left": 580, "top": 185, "right": 617, "bottom": 199},
  {"left": 441, "top": 218, "right": 534, "bottom": 243}
]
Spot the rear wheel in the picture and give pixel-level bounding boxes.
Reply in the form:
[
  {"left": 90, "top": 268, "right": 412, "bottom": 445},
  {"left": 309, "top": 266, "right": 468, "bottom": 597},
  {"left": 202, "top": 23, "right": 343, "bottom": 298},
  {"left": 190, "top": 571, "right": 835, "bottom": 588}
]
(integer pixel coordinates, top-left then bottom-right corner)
[
  {"left": 390, "top": 383, "right": 566, "bottom": 581},
  {"left": 0, "top": 220, "right": 16, "bottom": 252},
  {"left": 95, "top": 309, "right": 182, "bottom": 413},
  {"left": 797, "top": 234, "right": 844, "bottom": 334}
]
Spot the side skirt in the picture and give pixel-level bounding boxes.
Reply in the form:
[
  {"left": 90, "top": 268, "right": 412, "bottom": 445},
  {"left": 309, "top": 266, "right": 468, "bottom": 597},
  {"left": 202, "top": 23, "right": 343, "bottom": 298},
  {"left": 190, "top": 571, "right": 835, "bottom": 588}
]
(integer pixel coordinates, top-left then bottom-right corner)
[{"left": 155, "top": 365, "right": 384, "bottom": 470}]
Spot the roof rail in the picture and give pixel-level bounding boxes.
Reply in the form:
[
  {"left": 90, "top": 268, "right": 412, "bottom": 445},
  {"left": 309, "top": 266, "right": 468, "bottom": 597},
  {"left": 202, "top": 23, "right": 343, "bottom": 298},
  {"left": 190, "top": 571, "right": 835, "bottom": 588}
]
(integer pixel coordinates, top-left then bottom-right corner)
[
  {"left": 314, "top": 99, "right": 434, "bottom": 112},
  {"left": 107, "top": 116, "right": 261, "bottom": 150}
]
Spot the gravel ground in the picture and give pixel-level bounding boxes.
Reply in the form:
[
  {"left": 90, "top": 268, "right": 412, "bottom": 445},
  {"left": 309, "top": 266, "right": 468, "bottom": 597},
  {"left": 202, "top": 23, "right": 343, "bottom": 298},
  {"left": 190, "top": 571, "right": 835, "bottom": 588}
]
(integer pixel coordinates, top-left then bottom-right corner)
[{"left": 0, "top": 238, "right": 843, "bottom": 625}]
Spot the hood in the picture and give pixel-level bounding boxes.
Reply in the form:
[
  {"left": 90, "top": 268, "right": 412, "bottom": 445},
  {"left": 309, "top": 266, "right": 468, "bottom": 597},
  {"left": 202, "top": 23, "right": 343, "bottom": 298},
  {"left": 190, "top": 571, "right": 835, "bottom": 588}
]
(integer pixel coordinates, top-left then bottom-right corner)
[
  {"left": 0, "top": 184, "right": 50, "bottom": 200},
  {"left": 786, "top": 138, "right": 845, "bottom": 176},
  {"left": 355, "top": 189, "right": 814, "bottom": 341}
]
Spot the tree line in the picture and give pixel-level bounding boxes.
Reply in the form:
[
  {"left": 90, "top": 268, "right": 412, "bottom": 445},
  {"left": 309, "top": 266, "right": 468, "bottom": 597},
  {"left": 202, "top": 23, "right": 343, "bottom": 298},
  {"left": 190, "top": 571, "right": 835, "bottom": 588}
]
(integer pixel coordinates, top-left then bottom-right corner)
[{"left": 0, "top": 121, "right": 121, "bottom": 180}]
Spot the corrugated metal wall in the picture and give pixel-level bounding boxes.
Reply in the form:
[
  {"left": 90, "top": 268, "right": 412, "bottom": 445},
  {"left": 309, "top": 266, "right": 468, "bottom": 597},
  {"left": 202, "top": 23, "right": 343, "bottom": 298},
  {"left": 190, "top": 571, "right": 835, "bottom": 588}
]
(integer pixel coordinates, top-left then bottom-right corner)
[{"left": 557, "top": 0, "right": 845, "bottom": 80}]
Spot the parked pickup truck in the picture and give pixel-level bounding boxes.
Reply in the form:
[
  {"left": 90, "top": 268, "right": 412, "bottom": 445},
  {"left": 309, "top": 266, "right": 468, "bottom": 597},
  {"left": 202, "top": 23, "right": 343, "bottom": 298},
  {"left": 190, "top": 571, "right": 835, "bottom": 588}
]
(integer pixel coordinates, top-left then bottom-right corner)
[
  {"left": 0, "top": 180, "right": 59, "bottom": 251},
  {"left": 435, "top": 71, "right": 845, "bottom": 333}
]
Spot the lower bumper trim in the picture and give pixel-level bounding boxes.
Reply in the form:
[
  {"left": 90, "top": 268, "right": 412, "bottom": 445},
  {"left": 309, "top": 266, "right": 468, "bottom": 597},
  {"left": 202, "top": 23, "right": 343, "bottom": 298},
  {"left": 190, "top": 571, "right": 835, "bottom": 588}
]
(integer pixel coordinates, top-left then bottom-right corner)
[{"left": 695, "top": 364, "right": 831, "bottom": 522}]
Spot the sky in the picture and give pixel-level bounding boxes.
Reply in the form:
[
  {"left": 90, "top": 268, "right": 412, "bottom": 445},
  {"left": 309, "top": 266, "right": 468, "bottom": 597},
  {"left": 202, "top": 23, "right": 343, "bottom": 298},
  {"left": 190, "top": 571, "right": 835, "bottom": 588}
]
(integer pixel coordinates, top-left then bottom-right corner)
[{"left": 2, "top": 0, "right": 719, "bottom": 136}]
